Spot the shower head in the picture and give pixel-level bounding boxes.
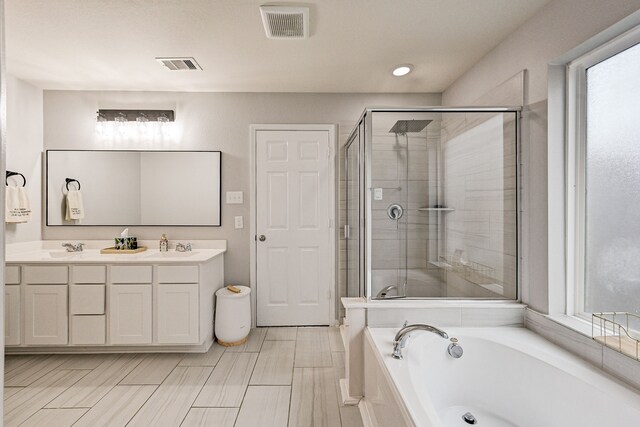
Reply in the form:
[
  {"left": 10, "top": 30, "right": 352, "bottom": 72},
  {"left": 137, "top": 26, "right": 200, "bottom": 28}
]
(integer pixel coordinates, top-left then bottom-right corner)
[{"left": 389, "top": 119, "right": 432, "bottom": 134}]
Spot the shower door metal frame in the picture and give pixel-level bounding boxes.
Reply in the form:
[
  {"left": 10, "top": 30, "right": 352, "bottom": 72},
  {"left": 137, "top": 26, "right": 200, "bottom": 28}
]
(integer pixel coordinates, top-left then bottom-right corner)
[
  {"left": 344, "top": 120, "right": 366, "bottom": 299},
  {"left": 346, "top": 106, "right": 523, "bottom": 301}
]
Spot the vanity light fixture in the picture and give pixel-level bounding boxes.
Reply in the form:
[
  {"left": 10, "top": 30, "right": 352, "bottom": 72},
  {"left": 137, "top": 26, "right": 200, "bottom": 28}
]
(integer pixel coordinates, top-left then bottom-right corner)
[
  {"left": 392, "top": 64, "right": 413, "bottom": 77},
  {"left": 95, "top": 109, "right": 176, "bottom": 138},
  {"left": 96, "top": 109, "right": 175, "bottom": 122}
]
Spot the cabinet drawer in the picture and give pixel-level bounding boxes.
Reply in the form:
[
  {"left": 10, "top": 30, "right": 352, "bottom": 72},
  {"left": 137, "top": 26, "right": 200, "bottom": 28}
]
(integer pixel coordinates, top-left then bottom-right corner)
[
  {"left": 24, "top": 266, "right": 68, "bottom": 284},
  {"left": 71, "top": 315, "right": 105, "bottom": 345},
  {"left": 158, "top": 265, "right": 199, "bottom": 284},
  {"left": 73, "top": 265, "right": 106, "bottom": 284},
  {"left": 70, "top": 285, "right": 105, "bottom": 315},
  {"left": 111, "top": 265, "right": 152, "bottom": 284},
  {"left": 5, "top": 265, "right": 20, "bottom": 284}
]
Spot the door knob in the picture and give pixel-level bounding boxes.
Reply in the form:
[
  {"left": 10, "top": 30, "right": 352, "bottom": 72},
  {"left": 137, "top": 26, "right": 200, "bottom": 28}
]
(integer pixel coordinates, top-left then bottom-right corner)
[{"left": 258, "top": 235, "right": 266, "bottom": 242}]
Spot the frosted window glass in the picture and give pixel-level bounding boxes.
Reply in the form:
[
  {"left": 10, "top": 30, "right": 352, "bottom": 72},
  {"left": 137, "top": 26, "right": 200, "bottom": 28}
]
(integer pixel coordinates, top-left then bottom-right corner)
[{"left": 585, "top": 42, "right": 640, "bottom": 314}]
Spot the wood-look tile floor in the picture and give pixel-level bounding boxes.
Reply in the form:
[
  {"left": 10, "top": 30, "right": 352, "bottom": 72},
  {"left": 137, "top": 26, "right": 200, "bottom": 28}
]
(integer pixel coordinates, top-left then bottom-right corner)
[{"left": 3, "top": 327, "right": 364, "bottom": 427}]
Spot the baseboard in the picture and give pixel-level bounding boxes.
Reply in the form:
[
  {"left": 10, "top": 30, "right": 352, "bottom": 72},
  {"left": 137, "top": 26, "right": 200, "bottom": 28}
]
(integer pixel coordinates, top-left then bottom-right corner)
[
  {"left": 359, "top": 399, "right": 376, "bottom": 427},
  {"left": 339, "top": 378, "right": 362, "bottom": 405},
  {"left": 5, "top": 336, "right": 214, "bottom": 354},
  {"left": 339, "top": 323, "right": 348, "bottom": 350}
]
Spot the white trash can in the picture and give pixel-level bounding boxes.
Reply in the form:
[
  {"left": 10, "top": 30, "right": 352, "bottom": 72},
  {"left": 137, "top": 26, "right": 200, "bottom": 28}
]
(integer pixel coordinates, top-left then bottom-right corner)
[{"left": 215, "top": 285, "right": 251, "bottom": 347}]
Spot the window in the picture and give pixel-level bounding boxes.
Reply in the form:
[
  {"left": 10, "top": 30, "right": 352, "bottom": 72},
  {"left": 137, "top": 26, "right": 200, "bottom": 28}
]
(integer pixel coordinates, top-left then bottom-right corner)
[{"left": 569, "top": 27, "right": 640, "bottom": 317}]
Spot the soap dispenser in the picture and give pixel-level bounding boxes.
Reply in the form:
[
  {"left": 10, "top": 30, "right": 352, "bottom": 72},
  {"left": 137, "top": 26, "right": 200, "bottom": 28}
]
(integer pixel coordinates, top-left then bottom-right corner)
[{"left": 160, "top": 234, "right": 169, "bottom": 252}]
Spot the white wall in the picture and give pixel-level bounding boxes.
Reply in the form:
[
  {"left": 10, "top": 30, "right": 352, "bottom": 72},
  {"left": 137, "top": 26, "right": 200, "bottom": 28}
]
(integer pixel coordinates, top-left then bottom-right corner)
[
  {"left": 43, "top": 91, "right": 440, "bottom": 285},
  {"left": 5, "top": 75, "right": 43, "bottom": 243},
  {"left": 442, "top": 0, "right": 640, "bottom": 312}
]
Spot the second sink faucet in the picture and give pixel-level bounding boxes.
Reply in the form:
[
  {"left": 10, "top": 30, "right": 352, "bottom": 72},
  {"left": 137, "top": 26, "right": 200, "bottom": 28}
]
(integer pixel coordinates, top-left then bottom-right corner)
[
  {"left": 175, "top": 242, "right": 192, "bottom": 252},
  {"left": 392, "top": 321, "right": 449, "bottom": 359},
  {"left": 62, "top": 242, "right": 85, "bottom": 252}
]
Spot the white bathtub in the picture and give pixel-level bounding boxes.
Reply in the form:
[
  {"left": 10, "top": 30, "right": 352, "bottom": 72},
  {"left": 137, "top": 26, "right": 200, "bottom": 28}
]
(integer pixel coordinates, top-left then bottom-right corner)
[{"left": 364, "top": 327, "right": 640, "bottom": 427}]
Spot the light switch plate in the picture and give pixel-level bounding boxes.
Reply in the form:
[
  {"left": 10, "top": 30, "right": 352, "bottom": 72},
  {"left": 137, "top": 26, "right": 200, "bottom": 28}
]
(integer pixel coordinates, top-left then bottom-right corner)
[
  {"left": 226, "top": 191, "right": 243, "bottom": 204},
  {"left": 234, "top": 216, "right": 244, "bottom": 229}
]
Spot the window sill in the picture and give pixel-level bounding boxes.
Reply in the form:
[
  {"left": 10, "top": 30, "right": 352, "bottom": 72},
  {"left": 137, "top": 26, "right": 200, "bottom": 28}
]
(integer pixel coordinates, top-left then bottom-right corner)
[{"left": 546, "top": 314, "right": 593, "bottom": 338}]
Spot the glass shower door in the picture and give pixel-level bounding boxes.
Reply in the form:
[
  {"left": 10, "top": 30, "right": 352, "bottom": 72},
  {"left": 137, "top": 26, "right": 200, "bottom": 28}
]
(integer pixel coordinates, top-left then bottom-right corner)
[{"left": 345, "top": 133, "right": 361, "bottom": 297}]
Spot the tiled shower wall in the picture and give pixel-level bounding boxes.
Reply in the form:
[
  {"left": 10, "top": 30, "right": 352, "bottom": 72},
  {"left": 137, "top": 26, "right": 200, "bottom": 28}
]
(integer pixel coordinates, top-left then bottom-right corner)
[{"left": 442, "top": 113, "right": 518, "bottom": 299}]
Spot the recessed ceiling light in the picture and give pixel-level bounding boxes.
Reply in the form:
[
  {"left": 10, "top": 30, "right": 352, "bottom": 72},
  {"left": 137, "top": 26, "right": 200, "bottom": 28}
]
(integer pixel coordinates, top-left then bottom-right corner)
[{"left": 392, "top": 64, "right": 413, "bottom": 77}]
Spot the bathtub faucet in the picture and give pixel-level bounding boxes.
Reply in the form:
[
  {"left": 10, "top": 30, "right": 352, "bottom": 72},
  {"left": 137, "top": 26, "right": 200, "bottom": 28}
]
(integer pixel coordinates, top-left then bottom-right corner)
[{"left": 392, "top": 322, "right": 449, "bottom": 360}]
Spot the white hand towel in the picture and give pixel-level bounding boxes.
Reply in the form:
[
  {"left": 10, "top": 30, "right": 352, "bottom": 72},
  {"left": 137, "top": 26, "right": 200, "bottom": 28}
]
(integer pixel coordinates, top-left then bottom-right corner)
[
  {"left": 65, "top": 190, "right": 85, "bottom": 220},
  {"left": 5, "top": 186, "right": 32, "bottom": 223}
]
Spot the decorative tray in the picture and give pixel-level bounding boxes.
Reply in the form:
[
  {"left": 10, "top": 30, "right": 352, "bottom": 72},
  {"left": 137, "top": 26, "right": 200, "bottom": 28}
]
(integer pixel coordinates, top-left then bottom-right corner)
[{"left": 100, "top": 246, "right": 148, "bottom": 254}]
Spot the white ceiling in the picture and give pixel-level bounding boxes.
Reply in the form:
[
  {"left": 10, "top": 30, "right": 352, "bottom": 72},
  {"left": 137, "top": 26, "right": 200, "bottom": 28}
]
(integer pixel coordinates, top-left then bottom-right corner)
[{"left": 6, "top": 0, "right": 551, "bottom": 93}]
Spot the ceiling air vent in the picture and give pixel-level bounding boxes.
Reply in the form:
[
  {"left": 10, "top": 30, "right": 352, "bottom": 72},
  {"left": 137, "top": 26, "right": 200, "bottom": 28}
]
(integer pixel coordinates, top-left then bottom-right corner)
[
  {"left": 155, "top": 57, "right": 202, "bottom": 71},
  {"left": 260, "top": 6, "right": 309, "bottom": 39}
]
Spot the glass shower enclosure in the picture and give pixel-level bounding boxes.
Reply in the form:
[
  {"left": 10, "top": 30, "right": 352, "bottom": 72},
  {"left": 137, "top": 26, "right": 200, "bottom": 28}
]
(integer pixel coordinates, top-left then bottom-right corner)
[{"left": 343, "top": 107, "right": 520, "bottom": 300}]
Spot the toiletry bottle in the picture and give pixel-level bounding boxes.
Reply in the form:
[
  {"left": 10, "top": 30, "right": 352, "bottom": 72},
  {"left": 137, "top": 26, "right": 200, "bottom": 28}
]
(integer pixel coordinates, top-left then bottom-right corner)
[{"left": 160, "top": 234, "right": 169, "bottom": 252}]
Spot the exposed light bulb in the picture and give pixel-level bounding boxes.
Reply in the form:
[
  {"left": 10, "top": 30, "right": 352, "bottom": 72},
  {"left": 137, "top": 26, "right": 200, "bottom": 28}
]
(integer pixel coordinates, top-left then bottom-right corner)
[
  {"left": 157, "top": 113, "right": 171, "bottom": 138},
  {"left": 95, "top": 112, "right": 108, "bottom": 136},
  {"left": 114, "top": 113, "right": 128, "bottom": 136},
  {"left": 136, "top": 113, "right": 149, "bottom": 136}
]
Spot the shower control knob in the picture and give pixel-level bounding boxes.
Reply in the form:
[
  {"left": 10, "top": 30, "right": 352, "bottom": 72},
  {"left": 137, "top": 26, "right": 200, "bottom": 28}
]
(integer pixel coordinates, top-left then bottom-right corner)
[{"left": 258, "top": 235, "right": 266, "bottom": 242}]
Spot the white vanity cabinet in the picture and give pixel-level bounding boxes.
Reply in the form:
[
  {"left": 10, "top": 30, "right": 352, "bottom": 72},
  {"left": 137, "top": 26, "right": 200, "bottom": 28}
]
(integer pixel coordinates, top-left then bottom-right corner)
[
  {"left": 157, "top": 283, "right": 199, "bottom": 343},
  {"left": 109, "top": 265, "right": 153, "bottom": 345},
  {"left": 5, "top": 285, "right": 21, "bottom": 346},
  {"left": 110, "top": 284, "right": 153, "bottom": 344},
  {"left": 24, "top": 285, "right": 69, "bottom": 345},
  {"left": 4, "top": 248, "right": 224, "bottom": 352},
  {"left": 23, "top": 266, "right": 69, "bottom": 346},
  {"left": 156, "top": 265, "right": 200, "bottom": 344},
  {"left": 5, "top": 265, "right": 21, "bottom": 346},
  {"left": 70, "top": 265, "right": 107, "bottom": 345}
]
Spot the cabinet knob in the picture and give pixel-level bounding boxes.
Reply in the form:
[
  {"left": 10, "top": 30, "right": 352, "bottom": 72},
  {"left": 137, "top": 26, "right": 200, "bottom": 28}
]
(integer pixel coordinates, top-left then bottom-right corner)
[{"left": 258, "top": 235, "right": 266, "bottom": 242}]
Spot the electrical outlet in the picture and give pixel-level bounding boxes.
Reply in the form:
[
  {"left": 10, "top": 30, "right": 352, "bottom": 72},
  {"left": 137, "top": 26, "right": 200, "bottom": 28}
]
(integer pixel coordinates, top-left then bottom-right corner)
[
  {"left": 226, "top": 191, "right": 243, "bottom": 204},
  {"left": 374, "top": 188, "right": 383, "bottom": 200},
  {"left": 234, "top": 216, "right": 244, "bottom": 229}
]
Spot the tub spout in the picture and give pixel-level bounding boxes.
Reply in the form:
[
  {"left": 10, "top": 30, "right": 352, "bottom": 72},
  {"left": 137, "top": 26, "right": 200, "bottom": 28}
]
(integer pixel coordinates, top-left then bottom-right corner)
[{"left": 392, "top": 322, "right": 449, "bottom": 360}]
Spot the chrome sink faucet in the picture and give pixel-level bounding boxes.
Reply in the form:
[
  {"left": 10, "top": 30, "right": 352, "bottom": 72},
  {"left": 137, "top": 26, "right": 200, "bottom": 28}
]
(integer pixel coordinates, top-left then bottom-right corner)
[
  {"left": 175, "top": 242, "right": 192, "bottom": 252},
  {"left": 62, "top": 242, "right": 85, "bottom": 252},
  {"left": 392, "top": 321, "right": 449, "bottom": 359}
]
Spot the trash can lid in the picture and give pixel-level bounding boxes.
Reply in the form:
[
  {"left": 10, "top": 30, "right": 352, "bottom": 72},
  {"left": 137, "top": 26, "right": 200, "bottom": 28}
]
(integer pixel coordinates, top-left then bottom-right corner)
[{"left": 216, "top": 285, "right": 251, "bottom": 298}]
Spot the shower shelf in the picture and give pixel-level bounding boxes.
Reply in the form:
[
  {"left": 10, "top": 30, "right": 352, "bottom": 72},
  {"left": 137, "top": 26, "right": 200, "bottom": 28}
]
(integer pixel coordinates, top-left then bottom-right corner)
[{"left": 418, "top": 207, "right": 455, "bottom": 212}]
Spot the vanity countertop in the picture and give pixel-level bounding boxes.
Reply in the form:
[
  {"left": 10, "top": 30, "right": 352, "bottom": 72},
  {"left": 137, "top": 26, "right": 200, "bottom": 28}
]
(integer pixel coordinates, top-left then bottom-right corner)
[
  {"left": 5, "top": 240, "right": 227, "bottom": 264},
  {"left": 5, "top": 248, "right": 225, "bottom": 264}
]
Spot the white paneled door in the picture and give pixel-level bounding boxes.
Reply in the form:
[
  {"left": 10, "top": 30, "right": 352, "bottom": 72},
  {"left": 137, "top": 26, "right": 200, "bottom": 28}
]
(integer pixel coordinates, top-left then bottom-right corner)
[{"left": 256, "top": 130, "right": 332, "bottom": 326}]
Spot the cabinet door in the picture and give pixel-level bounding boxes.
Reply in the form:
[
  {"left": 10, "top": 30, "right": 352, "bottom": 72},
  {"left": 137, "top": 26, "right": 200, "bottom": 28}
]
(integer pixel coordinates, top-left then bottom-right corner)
[
  {"left": 24, "top": 285, "right": 68, "bottom": 345},
  {"left": 109, "top": 285, "right": 152, "bottom": 345},
  {"left": 5, "top": 285, "right": 21, "bottom": 346},
  {"left": 157, "top": 283, "right": 199, "bottom": 344}
]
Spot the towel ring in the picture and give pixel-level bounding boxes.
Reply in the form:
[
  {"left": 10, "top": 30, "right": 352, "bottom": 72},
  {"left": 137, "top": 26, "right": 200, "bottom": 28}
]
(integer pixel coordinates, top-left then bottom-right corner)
[
  {"left": 65, "top": 178, "right": 81, "bottom": 191},
  {"left": 6, "top": 171, "right": 26, "bottom": 187}
]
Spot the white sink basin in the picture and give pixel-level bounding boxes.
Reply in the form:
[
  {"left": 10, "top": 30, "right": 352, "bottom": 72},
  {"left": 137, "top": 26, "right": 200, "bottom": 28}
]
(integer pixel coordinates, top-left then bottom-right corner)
[
  {"left": 45, "top": 250, "right": 82, "bottom": 259},
  {"left": 146, "top": 251, "right": 198, "bottom": 258}
]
